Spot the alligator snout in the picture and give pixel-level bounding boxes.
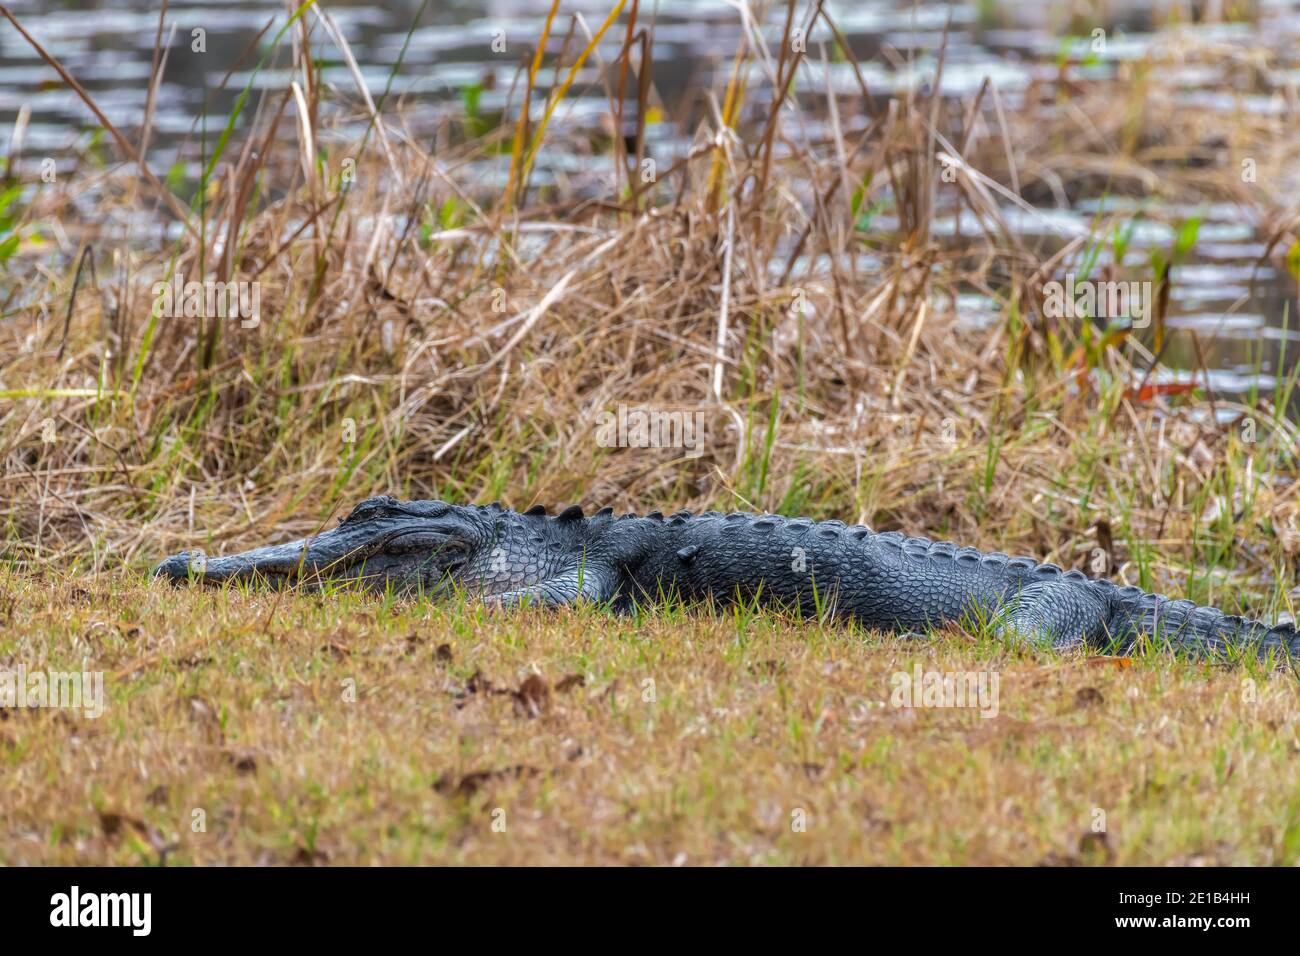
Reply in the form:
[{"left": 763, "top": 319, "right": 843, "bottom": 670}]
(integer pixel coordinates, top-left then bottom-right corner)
[
  {"left": 151, "top": 550, "right": 208, "bottom": 583},
  {"left": 152, "top": 542, "right": 313, "bottom": 586}
]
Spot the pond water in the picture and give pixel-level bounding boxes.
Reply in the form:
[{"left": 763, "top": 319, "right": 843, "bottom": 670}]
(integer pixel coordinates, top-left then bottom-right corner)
[{"left": 3, "top": 0, "right": 1299, "bottom": 410}]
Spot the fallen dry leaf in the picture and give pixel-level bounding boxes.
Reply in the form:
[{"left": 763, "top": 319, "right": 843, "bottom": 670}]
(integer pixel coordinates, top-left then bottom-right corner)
[
  {"left": 224, "top": 748, "right": 259, "bottom": 774},
  {"left": 1086, "top": 656, "right": 1134, "bottom": 669},
  {"left": 433, "top": 765, "right": 543, "bottom": 798},
  {"left": 513, "top": 674, "right": 550, "bottom": 718},
  {"left": 1075, "top": 686, "right": 1105, "bottom": 708},
  {"left": 554, "top": 673, "right": 584, "bottom": 692}
]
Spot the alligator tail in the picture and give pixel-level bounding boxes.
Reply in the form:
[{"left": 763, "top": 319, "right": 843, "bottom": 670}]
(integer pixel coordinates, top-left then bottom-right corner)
[{"left": 1106, "top": 589, "right": 1299, "bottom": 660}]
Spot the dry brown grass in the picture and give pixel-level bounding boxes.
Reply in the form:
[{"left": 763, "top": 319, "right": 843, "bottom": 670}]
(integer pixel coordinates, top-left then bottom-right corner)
[{"left": 0, "top": 8, "right": 1295, "bottom": 602}]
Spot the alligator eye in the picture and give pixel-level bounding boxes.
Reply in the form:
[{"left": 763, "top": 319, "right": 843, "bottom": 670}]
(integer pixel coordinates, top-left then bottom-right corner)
[{"left": 342, "top": 495, "right": 398, "bottom": 525}]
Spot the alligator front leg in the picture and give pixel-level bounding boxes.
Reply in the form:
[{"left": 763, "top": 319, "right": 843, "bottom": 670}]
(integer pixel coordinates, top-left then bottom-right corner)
[
  {"left": 490, "top": 563, "right": 619, "bottom": 609},
  {"left": 991, "top": 580, "right": 1114, "bottom": 651}
]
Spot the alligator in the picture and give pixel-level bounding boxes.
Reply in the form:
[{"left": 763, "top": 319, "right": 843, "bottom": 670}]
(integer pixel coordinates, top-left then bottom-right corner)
[{"left": 152, "top": 496, "right": 1298, "bottom": 659}]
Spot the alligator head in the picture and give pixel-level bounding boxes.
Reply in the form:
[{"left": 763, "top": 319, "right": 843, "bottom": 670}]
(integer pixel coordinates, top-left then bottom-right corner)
[{"left": 152, "top": 496, "right": 527, "bottom": 596}]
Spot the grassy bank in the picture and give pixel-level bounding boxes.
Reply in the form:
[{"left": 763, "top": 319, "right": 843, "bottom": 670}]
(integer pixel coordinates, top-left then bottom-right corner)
[{"left": 3, "top": 571, "right": 1298, "bottom": 865}]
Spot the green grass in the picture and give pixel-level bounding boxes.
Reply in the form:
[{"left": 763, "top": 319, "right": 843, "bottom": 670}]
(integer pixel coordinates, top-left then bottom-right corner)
[{"left": 2, "top": 571, "right": 1297, "bottom": 866}]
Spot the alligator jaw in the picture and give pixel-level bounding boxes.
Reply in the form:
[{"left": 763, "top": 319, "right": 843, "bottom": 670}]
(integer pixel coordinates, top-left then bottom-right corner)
[
  {"left": 152, "top": 538, "right": 344, "bottom": 589},
  {"left": 151, "top": 524, "right": 462, "bottom": 591}
]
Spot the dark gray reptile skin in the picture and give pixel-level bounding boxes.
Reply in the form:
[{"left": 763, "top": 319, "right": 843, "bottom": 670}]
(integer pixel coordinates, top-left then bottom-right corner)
[{"left": 153, "top": 497, "right": 1299, "bottom": 659}]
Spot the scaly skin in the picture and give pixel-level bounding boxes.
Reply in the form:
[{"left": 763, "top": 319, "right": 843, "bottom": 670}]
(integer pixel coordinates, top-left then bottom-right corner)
[{"left": 152, "top": 496, "right": 1299, "bottom": 659}]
